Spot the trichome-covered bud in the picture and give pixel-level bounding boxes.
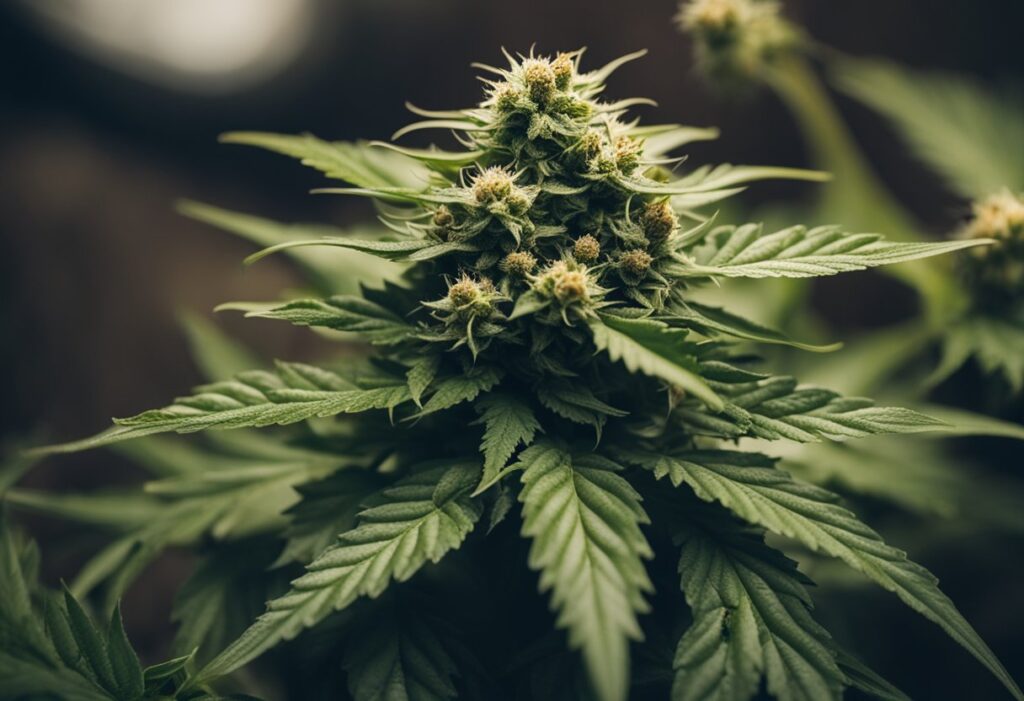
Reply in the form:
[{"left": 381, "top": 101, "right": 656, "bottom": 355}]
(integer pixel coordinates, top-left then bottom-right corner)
[
  {"left": 614, "top": 136, "right": 642, "bottom": 173},
  {"left": 960, "top": 190, "right": 1024, "bottom": 298},
  {"left": 472, "top": 166, "right": 516, "bottom": 204},
  {"left": 493, "top": 83, "right": 523, "bottom": 113},
  {"left": 551, "top": 52, "right": 574, "bottom": 89},
  {"left": 433, "top": 205, "right": 455, "bottom": 228},
  {"left": 554, "top": 270, "right": 589, "bottom": 304},
  {"left": 506, "top": 191, "right": 531, "bottom": 216},
  {"left": 502, "top": 251, "right": 537, "bottom": 276},
  {"left": 446, "top": 274, "right": 499, "bottom": 318},
  {"left": 573, "top": 234, "right": 601, "bottom": 263},
  {"left": 448, "top": 275, "right": 482, "bottom": 307},
  {"left": 535, "top": 260, "right": 594, "bottom": 306},
  {"left": 522, "top": 58, "right": 557, "bottom": 104},
  {"left": 619, "top": 249, "right": 654, "bottom": 276},
  {"left": 640, "top": 200, "right": 678, "bottom": 242}
]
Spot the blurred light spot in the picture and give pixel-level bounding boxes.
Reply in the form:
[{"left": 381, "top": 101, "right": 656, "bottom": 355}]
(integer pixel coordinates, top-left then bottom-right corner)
[{"left": 21, "top": 0, "right": 319, "bottom": 94}]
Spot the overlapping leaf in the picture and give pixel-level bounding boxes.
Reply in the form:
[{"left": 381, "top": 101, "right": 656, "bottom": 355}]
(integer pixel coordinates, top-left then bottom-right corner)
[
  {"left": 518, "top": 444, "right": 652, "bottom": 701},
  {"left": 195, "top": 464, "right": 481, "bottom": 684},
  {"left": 672, "top": 512, "right": 844, "bottom": 701},
  {"left": 590, "top": 314, "right": 723, "bottom": 410},
  {"left": 220, "top": 132, "right": 432, "bottom": 189},
  {"left": 344, "top": 607, "right": 459, "bottom": 701},
  {"left": 678, "top": 374, "right": 947, "bottom": 442},
  {"left": 624, "top": 449, "right": 1024, "bottom": 701},
  {"left": 472, "top": 394, "right": 541, "bottom": 492}
]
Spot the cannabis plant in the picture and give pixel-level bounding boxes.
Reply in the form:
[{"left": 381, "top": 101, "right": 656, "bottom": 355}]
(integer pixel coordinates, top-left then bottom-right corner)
[
  {"left": 678, "top": 0, "right": 1024, "bottom": 535},
  {"left": 8, "top": 48, "right": 1023, "bottom": 701}
]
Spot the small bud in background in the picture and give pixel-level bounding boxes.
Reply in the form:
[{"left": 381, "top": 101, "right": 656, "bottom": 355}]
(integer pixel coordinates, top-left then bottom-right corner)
[
  {"left": 502, "top": 251, "right": 538, "bottom": 276},
  {"left": 964, "top": 190, "right": 1024, "bottom": 244},
  {"left": 677, "top": 0, "right": 799, "bottom": 86},
  {"left": 960, "top": 190, "right": 1024, "bottom": 299},
  {"left": 573, "top": 234, "right": 601, "bottom": 263}
]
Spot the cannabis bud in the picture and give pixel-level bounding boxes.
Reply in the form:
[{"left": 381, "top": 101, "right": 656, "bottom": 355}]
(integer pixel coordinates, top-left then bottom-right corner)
[
  {"left": 614, "top": 136, "right": 642, "bottom": 173},
  {"left": 554, "top": 270, "right": 589, "bottom": 303},
  {"left": 448, "top": 275, "right": 484, "bottom": 308},
  {"left": 535, "top": 259, "right": 593, "bottom": 306},
  {"left": 619, "top": 249, "right": 654, "bottom": 277},
  {"left": 493, "top": 83, "right": 523, "bottom": 113},
  {"left": 551, "top": 52, "right": 575, "bottom": 89},
  {"left": 433, "top": 205, "right": 455, "bottom": 228},
  {"left": 472, "top": 166, "right": 516, "bottom": 203},
  {"left": 501, "top": 250, "right": 537, "bottom": 276},
  {"left": 573, "top": 234, "right": 601, "bottom": 263},
  {"left": 960, "top": 189, "right": 1024, "bottom": 300},
  {"left": 640, "top": 200, "right": 678, "bottom": 242},
  {"left": 677, "top": 0, "right": 799, "bottom": 85},
  {"left": 578, "top": 129, "right": 604, "bottom": 160},
  {"left": 522, "top": 58, "right": 558, "bottom": 104}
]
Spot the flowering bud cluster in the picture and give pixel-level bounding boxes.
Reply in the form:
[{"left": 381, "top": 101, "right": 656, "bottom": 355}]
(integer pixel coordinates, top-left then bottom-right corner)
[
  {"left": 534, "top": 260, "right": 595, "bottom": 306},
  {"left": 389, "top": 50, "right": 697, "bottom": 354}
]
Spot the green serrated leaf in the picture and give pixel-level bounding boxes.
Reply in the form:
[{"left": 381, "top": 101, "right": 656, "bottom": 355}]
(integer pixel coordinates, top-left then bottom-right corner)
[
  {"left": 472, "top": 394, "right": 541, "bottom": 493},
  {"left": 406, "top": 355, "right": 441, "bottom": 408},
  {"left": 670, "top": 302, "right": 841, "bottom": 353},
  {"left": 679, "top": 223, "right": 990, "bottom": 279},
  {"left": 344, "top": 607, "right": 458, "bottom": 701},
  {"left": 194, "top": 466, "right": 481, "bottom": 684},
  {"left": 672, "top": 510, "right": 843, "bottom": 701},
  {"left": 220, "top": 132, "right": 431, "bottom": 189},
  {"left": 680, "top": 374, "right": 948, "bottom": 442},
  {"left": 590, "top": 314, "right": 723, "bottom": 411},
  {"left": 62, "top": 587, "right": 118, "bottom": 694},
  {"left": 248, "top": 296, "right": 414, "bottom": 345},
  {"left": 106, "top": 605, "right": 144, "bottom": 699},
  {"left": 34, "top": 363, "right": 411, "bottom": 454},
  {"left": 418, "top": 367, "right": 503, "bottom": 416},
  {"left": 518, "top": 444, "right": 652, "bottom": 701},
  {"left": 274, "top": 471, "right": 384, "bottom": 568},
  {"left": 629, "top": 450, "right": 1023, "bottom": 701}
]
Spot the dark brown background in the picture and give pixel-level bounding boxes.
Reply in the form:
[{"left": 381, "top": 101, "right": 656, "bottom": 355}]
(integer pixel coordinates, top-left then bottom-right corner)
[{"left": 2, "top": 1, "right": 1022, "bottom": 698}]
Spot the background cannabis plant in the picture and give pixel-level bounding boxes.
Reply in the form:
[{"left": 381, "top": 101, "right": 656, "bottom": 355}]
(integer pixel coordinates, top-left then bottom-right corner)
[
  {"left": 4, "top": 47, "right": 1023, "bottom": 701},
  {"left": 678, "top": 0, "right": 1024, "bottom": 535}
]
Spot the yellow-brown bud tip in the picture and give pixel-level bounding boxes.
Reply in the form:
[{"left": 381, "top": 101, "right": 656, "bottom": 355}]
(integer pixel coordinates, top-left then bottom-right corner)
[{"left": 573, "top": 234, "right": 601, "bottom": 263}]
